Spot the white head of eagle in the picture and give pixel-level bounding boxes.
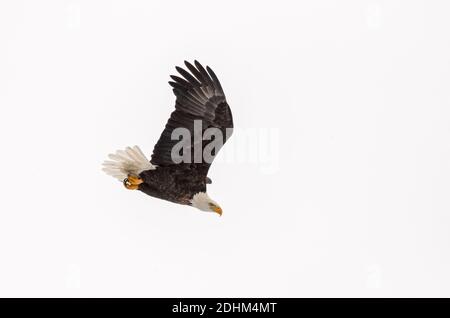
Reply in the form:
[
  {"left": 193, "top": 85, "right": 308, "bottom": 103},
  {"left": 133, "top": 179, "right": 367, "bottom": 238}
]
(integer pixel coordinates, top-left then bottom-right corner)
[
  {"left": 102, "top": 60, "right": 233, "bottom": 216},
  {"left": 190, "top": 192, "right": 222, "bottom": 215}
]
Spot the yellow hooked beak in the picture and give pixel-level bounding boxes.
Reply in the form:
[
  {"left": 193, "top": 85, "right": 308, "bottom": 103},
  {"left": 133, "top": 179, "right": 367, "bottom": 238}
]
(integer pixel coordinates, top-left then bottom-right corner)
[{"left": 211, "top": 205, "right": 223, "bottom": 216}]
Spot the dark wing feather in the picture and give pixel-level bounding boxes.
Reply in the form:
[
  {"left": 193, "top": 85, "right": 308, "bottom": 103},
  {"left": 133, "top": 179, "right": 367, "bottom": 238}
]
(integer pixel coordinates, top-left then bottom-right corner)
[{"left": 151, "top": 61, "right": 233, "bottom": 167}]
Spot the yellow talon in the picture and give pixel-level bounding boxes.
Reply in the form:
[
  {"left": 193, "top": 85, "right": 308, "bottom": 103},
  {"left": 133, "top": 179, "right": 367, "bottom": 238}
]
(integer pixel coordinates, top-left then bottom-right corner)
[
  {"left": 123, "top": 174, "right": 143, "bottom": 190},
  {"left": 128, "top": 174, "right": 143, "bottom": 185}
]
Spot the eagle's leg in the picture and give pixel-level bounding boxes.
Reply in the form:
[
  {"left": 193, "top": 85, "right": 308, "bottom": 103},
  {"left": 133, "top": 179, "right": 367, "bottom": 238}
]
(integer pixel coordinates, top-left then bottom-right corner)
[
  {"left": 123, "top": 174, "right": 143, "bottom": 190},
  {"left": 205, "top": 177, "right": 212, "bottom": 184}
]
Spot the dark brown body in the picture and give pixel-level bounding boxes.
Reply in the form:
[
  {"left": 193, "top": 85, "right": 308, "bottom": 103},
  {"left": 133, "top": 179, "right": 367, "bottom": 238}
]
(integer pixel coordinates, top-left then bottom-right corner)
[
  {"left": 136, "top": 61, "right": 233, "bottom": 207},
  {"left": 138, "top": 164, "right": 209, "bottom": 205}
]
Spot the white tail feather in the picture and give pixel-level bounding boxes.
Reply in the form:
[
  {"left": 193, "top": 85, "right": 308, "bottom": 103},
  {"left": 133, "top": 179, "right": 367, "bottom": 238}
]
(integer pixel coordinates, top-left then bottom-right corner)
[{"left": 102, "top": 145, "right": 155, "bottom": 181}]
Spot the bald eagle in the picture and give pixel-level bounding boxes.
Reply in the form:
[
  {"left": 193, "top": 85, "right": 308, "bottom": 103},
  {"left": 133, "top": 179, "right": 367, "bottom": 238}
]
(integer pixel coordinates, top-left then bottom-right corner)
[{"left": 102, "top": 61, "right": 233, "bottom": 215}]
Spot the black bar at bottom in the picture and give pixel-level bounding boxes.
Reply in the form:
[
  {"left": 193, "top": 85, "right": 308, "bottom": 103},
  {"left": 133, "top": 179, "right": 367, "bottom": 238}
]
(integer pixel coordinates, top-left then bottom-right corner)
[{"left": 0, "top": 298, "right": 449, "bottom": 315}]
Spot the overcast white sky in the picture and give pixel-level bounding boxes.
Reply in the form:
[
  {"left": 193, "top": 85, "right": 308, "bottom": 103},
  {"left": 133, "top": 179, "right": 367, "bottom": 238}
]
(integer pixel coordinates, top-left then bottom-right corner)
[{"left": 1, "top": 0, "right": 450, "bottom": 297}]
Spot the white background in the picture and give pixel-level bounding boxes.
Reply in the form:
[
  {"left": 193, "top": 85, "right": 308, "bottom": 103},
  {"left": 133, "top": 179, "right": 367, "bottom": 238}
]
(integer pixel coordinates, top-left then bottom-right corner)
[{"left": 1, "top": 0, "right": 449, "bottom": 297}]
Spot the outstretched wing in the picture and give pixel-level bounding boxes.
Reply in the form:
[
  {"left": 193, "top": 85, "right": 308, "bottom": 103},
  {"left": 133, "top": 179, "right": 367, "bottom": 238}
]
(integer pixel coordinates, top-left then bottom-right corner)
[{"left": 150, "top": 60, "right": 233, "bottom": 167}]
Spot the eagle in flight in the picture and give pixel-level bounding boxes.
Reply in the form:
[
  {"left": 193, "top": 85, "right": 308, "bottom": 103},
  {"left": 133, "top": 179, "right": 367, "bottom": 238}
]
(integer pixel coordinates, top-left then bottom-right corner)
[{"left": 102, "top": 61, "right": 233, "bottom": 216}]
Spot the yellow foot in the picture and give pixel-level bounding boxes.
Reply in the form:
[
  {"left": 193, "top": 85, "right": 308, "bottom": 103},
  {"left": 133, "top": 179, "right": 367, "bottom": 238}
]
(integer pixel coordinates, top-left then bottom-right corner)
[{"left": 123, "top": 174, "right": 143, "bottom": 190}]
